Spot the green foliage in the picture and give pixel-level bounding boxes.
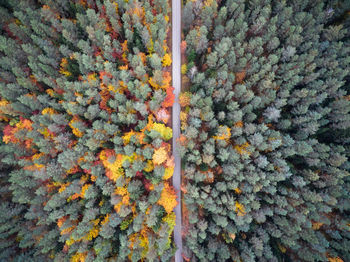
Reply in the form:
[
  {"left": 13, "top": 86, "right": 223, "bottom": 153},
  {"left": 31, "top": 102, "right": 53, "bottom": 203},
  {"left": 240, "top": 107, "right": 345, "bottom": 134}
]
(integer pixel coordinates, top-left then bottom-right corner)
[
  {"left": 0, "top": 0, "right": 175, "bottom": 261},
  {"left": 181, "top": 0, "right": 350, "bottom": 261}
]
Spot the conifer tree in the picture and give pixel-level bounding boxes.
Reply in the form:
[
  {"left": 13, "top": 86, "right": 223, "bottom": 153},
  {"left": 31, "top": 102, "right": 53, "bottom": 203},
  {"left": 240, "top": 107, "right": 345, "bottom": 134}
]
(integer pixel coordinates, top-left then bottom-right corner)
[
  {"left": 180, "top": 0, "right": 350, "bottom": 261},
  {"left": 0, "top": 0, "right": 176, "bottom": 261}
]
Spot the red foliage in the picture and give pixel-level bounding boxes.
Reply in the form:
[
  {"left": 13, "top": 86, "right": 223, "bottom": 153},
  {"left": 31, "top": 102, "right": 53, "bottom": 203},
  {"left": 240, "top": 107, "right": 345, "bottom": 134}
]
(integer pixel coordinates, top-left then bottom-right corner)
[
  {"left": 99, "top": 89, "right": 112, "bottom": 113},
  {"left": 112, "top": 49, "right": 122, "bottom": 60},
  {"left": 99, "top": 71, "right": 113, "bottom": 81},
  {"left": 143, "top": 179, "right": 152, "bottom": 192},
  {"left": 136, "top": 171, "right": 143, "bottom": 178}
]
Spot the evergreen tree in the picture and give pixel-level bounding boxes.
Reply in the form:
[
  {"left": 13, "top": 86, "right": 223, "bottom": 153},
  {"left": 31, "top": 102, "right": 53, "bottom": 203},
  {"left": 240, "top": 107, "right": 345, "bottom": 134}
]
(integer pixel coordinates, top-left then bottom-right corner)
[
  {"left": 0, "top": 0, "right": 176, "bottom": 261},
  {"left": 180, "top": 0, "right": 350, "bottom": 261}
]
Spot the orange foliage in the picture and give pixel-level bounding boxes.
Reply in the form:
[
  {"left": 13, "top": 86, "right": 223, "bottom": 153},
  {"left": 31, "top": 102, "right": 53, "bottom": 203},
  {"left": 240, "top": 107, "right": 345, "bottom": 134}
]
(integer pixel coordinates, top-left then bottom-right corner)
[
  {"left": 328, "top": 257, "right": 343, "bottom": 262},
  {"left": 180, "top": 41, "right": 187, "bottom": 53},
  {"left": 234, "top": 121, "right": 243, "bottom": 128},
  {"left": 235, "top": 70, "right": 246, "bottom": 83},
  {"left": 234, "top": 188, "right": 242, "bottom": 194},
  {"left": 162, "top": 71, "right": 172, "bottom": 88},
  {"left": 162, "top": 86, "right": 175, "bottom": 108},
  {"left": 70, "top": 184, "right": 90, "bottom": 200},
  {"left": 3, "top": 118, "right": 33, "bottom": 147},
  {"left": 312, "top": 221, "right": 324, "bottom": 230},
  {"left": 157, "top": 182, "right": 177, "bottom": 213},
  {"left": 177, "top": 134, "right": 188, "bottom": 146}
]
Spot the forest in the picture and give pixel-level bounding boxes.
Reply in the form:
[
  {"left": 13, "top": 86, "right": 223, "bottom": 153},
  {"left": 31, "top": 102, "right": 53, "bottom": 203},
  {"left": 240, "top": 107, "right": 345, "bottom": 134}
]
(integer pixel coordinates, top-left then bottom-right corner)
[{"left": 0, "top": 0, "right": 350, "bottom": 261}]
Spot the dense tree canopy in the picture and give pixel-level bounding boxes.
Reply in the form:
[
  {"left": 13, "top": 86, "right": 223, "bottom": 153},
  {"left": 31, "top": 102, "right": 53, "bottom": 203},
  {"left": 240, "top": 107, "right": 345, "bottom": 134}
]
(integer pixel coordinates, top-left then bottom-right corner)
[
  {"left": 180, "top": 0, "right": 350, "bottom": 261},
  {"left": 2, "top": 0, "right": 350, "bottom": 261},
  {"left": 0, "top": 0, "right": 176, "bottom": 261}
]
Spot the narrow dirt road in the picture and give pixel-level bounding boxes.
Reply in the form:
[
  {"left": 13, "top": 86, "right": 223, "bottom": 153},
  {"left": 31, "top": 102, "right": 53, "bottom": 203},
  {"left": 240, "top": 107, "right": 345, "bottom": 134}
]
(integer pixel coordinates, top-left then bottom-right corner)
[{"left": 172, "top": 0, "right": 182, "bottom": 261}]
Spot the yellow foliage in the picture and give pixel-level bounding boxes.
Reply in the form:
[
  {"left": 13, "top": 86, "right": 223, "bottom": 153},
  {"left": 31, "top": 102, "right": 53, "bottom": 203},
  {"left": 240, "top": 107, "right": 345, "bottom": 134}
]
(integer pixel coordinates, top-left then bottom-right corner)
[
  {"left": 32, "top": 153, "right": 44, "bottom": 161},
  {"left": 148, "top": 72, "right": 171, "bottom": 90},
  {"left": 35, "top": 163, "right": 45, "bottom": 169},
  {"left": 42, "top": 107, "right": 56, "bottom": 115},
  {"left": 157, "top": 182, "right": 177, "bottom": 213},
  {"left": 234, "top": 142, "right": 250, "bottom": 155},
  {"left": 66, "top": 238, "right": 75, "bottom": 246},
  {"left": 328, "top": 257, "right": 344, "bottom": 262},
  {"left": 204, "top": 0, "right": 214, "bottom": 6},
  {"left": 147, "top": 37, "right": 154, "bottom": 53},
  {"left": 58, "top": 182, "right": 71, "bottom": 193},
  {"left": 115, "top": 186, "right": 128, "bottom": 196},
  {"left": 122, "top": 131, "right": 136, "bottom": 145},
  {"left": 100, "top": 150, "right": 137, "bottom": 181},
  {"left": 180, "top": 111, "right": 188, "bottom": 130},
  {"left": 71, "top": 252, "right": 87, "bottom": 262},
  {"left": 312, "top": 221, "right": 324, "bottom": 230},
  {"left": 151, "top": 122, "right": 172, "bottom": 140},
  {"left": 121, "top": 40, "right": 128, "bottom": 52},
  {"left": 114, "top": 194, "right": 130, "bottom": 213},
  {"left": 144, "top": 160, "right": 154, "bottom": 172},
  {"left": 162, "top": 53, "right": 172, "bottom": 67},
  {"left": 101, "top": 214, "right": 110, "bottom": 226},
  {"left": 81, "top": 184, "right": 90, "bottom": 198},
  {"left": 69, "top": 117, "right": 84, "bottom": 138},
  {"left": 162, "top": 212, "right": 176, "bottom": 249},
  {"left": 181, "top": 64, "right": 187, "bottom": 74},
  {"left": 128, "top": 227, "right": 149, "bottom": 258},
  {"left": 16, "top": 118, "right": 33, "bottom": 130},
  {"left": 162, "top": 212, "right": 176, "bottom": 231},
  {"left": 84, "top": 226, "right": 99, "bottom": 241},
  {"left": 153, "top": 147, "right": 168, "bottom": 165},
  {"left": 179, "top": 91, "right": 192, "bottom": 107},
  {"left": 0, "top": 99, "right": 14, "bottom": 121},
  {"left": 235, "top": 201, "right": 246, "bottom": 216},
  {"left": 148, "top": 76, "right": 160, "bottom": 89},
  {"left": 59, "top": 58, "right": 71, "bottom": 77},
  {"left": 114, "top": 185, "right": 130, "bottom": 212},
  {"left": 87, "top": 73, "right": 97, "bottom": 82},
  {"left": 0, "top": 99, "right": 9, "bottom": 107},
  {"left": 277, "top": 242, "right": 286, "bottom": 253},
  {"left": 39, "top": 128, "right": 53, "bottom": 138},
  {"left": 234, "top": 188, "right": 242, "bottom": 194},
  {"left": 164, "top": 167, "right": 174, "bottom": 180},
  {"left": 213, "top": 126, "right": 231, "bottom": 140},
  {"left": 119, "top": 64, "right": 128, "bottom": 70}
]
